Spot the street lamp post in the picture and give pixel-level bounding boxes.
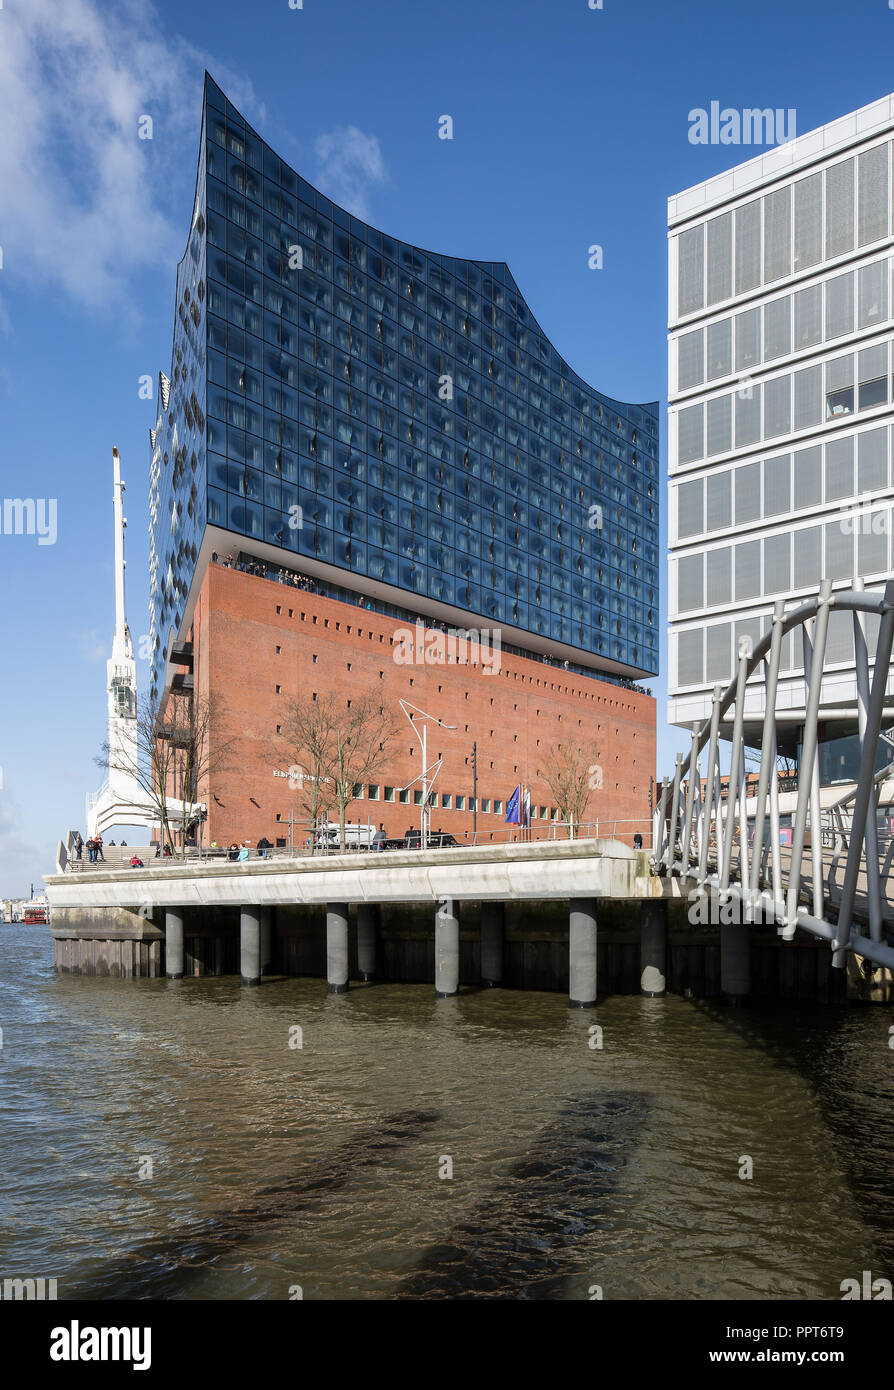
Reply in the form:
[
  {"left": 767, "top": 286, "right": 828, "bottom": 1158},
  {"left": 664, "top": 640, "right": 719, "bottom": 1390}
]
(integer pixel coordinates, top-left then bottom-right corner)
[{"left": 398, "top": 700, "right": 457, "bottom": 850}]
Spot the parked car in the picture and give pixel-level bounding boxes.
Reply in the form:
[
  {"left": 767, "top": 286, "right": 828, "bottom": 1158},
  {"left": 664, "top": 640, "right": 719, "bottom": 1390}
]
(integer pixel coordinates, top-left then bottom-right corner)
[{"left": 403, "top": 829, "right": 459, "bottom": 850}]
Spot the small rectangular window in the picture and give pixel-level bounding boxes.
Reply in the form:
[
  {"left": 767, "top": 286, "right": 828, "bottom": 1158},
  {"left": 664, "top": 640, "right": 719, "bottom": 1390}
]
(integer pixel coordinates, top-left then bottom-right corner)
[
  {"left": 677, "top": 478, "right": 704, "bottom": 538},
  {"left": 793, "top": 447, "right": 822, "bottom": 509},
  {"left": 384, "top": 786, "right": 395, "bottom": 802},
  {"left": 494, "top": 800, "right": 503, "bottom": 814},
  {"left": 455, "top": 795, "right": 465, "bottom": 810},
  {"left": 678, "top": 328, "right": 704, "bottom": 390},
  {"left": 793, "top": 526, "right": 821, "bottom": 587},
  {"left": 706, "top": 318, "right": 732, "bottom": 378},
  {"left": 858, "top": 260, "right": 887, "bottom": 329},
  {"left": 735, "top": 306, "right": 761, "bottom": 371},
  {"left": 441, "top": 793, "right": 452, "bottom": 808},
  {"left": 368, "top": 785, "right": 379, "bottom": 800},
  {"left": 481, "top": 798, "right": 491, "bottom": 813},
  {"left": 413, "top": 789, "right": 424, "bottom": 806},
  {"left": 399, "top": 789, "right": 409, "bottom": 804},
  {"left": 825, "top": 354, "right": 855, "bottom": 421}
]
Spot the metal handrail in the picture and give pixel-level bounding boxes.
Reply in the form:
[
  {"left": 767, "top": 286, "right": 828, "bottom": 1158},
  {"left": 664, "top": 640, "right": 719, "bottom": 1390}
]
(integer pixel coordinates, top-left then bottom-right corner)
[{"left": 655, "top": 581, "right": 894, "bottom": 973}]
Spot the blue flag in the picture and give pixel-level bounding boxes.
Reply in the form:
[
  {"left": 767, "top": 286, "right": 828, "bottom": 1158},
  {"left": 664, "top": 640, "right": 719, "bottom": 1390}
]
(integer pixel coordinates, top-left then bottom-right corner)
[{"left": 505, "top": 784, "right": 522, "bottom": 825}]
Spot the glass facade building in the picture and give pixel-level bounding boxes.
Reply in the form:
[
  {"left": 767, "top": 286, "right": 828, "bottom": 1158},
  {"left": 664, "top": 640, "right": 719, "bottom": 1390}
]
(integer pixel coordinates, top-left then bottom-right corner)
[
  {"left": 150, "top": 75, "right": 658, "bottom": 701},
  {"left": 668, "top": 93, "right": 894, "bottom": 756}
]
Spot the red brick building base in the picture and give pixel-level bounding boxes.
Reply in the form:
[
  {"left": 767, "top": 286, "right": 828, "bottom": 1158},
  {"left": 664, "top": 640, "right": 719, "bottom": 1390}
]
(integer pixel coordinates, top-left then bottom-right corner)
[{"left": 186, "top": 563, "right": 655, "bottom": 850}]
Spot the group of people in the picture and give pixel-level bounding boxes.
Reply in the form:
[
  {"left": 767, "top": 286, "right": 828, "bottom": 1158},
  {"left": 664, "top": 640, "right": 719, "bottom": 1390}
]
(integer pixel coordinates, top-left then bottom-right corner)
[
  {"left": 72, "top": 832, "right": 114, "bottom": 863},
  {"left": 222, "top": 837, "right": 273, "bottom": 861},
  {"left": 212, "top": 551, "right": 324, "bottom": 593}
]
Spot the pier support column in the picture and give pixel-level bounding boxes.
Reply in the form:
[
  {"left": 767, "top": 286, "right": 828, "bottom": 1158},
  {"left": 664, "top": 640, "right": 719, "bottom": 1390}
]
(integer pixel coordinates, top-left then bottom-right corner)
[
  {"left": 357, "top": 904, "right": 378, "bottom": 982},
  {"left": 327, "top": 903, "right": 349, "bottom": 994},
  {"left": 260, "top": 907, "right": 273, "bottom": 976},
  {"left": 435, "top": 899, "right": 460, "bottom": 997},
  {"left": 720, "top": 914, "right": 750, "bottom": 1003},
  {"left": 165, "top": 909, "right": 184, "bottom": 980},
  {"left": 480, "top": 901, "right": 505, "bottom": 987},
  {"left": 569, "top": 898, "right": 598, "bottom": 1008},
  {"left": 240, "top": 906, "right": 261, "bottom": 987},
  {"left": 639, "top": 899, "right": 667, "bottom": 997}
]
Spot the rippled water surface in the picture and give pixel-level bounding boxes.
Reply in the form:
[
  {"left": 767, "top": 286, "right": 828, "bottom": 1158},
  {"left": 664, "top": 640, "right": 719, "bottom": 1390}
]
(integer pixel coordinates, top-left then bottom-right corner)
[{"left": 2, "top": 926, "right": 892, "bottom": 1299}]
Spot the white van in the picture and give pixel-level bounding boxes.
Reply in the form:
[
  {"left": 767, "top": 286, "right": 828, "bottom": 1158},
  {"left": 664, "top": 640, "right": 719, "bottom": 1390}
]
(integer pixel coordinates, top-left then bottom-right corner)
[{"left": 313, "top": 823, "right": 378, "bottom": 851}]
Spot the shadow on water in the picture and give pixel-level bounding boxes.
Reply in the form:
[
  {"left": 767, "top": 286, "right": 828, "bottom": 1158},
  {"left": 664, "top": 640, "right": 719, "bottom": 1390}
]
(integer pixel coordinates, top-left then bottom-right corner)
[
  {"left": 686, "top": 997, "right": 894, "bottom": 1279},
  {"left": 72, "top": 1109, "right": 440, "bottom": 1300},
  {"left": 398, "top": 1090, "right": 648, "bottom": 1300}
]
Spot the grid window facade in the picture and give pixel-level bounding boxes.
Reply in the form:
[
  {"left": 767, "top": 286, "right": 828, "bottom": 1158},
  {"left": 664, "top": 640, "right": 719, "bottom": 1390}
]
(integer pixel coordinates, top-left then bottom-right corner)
[
  {"left": 150, "top": 76, "right": 659, "bottom": 699},
  {"left": 669, "top": 99, "right": 894, "bottom": 718}
]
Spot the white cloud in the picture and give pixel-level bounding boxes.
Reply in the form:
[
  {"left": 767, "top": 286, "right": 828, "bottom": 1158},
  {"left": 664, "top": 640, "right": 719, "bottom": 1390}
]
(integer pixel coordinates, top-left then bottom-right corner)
[
  {"left": 315, "top": 126, "right": 387, "bottom": 220},
  {"left": 0, "top": 0, "right": 264, "bottom": 314}
]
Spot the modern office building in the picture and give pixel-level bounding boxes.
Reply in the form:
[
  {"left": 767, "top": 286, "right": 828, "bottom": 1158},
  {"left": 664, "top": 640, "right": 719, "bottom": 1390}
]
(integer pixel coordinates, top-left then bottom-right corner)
[
  {"left": 148, "top": 75, "right": 658, "bottom": 847},
  {"left": 668, "top": 93, "right": 894, "bottom": 783}
]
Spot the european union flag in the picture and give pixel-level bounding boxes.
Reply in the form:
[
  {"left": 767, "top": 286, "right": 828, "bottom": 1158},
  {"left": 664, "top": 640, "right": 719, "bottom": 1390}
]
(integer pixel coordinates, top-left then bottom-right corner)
[{"left": 505, "top": 784, "right": 522, "bottom": 825}]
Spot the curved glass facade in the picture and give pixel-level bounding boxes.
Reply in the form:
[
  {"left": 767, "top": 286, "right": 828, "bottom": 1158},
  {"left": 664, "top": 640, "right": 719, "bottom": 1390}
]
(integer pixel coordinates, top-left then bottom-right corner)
[{"left": 150, "top": 75, "right": 658, "bottom": 699}]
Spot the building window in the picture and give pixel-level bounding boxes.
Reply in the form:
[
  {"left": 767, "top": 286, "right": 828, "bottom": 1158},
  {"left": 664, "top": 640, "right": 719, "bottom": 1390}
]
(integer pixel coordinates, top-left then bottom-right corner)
[
  {"left": 399, "top": 789, "right": 409, "bottom": 804},
  {"left": 494, "top": 800, "right": 503, "bottom": 814},
  {"left": 441, "top": 794, "right": 452, "bottom": 808},
  {"left": 469, "top": 797, "right": 477, "bottom": 812},
  {"left": 456, "top": 795, "right": 465, "bottom": 810},
  {"left": 276, "top": 605, "right": 281, "bottom": 614},
  {"left": 384, "top": 786, "right": 395, "bottom": 802},
  {"left": 275, "top": 684, "right": 281, "bottom": 694},
  {"left": 481, "top": 798, "right": 491, "bottom": 812},
  {"left": 352, "top": 782, "right": 363, "bottom": 797},
  {"left": 368, "top": 785, "right": 379, "bottom": 800},
  {"left": 413, "top": 790, "right": 423, "bottom": 805},
  {"left": 275, "top": 645, "right": 281, "bottom": 654},
  {"left": 276, "top": 724, "right": 282, "bottom": 734}
]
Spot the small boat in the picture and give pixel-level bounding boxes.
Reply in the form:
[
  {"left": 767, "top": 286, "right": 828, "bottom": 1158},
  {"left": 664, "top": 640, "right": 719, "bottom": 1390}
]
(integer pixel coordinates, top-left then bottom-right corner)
[{"left": 21, "top": 901, "right": 49, "bottom": 925}]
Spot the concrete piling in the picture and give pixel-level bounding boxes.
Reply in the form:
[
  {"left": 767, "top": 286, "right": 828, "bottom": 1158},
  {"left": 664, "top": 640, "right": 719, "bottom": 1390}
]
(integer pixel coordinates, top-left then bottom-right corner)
[
  {"left": 569, "top": 898, "right": 598, "bottom": 1007},
  {"left": 435, "top": 898, "right": 460, "bottom": 997},
  {"left": 326, "top": 902, "right": 349, "bottom": 993},
  {"left": 240, "top": 906, "right": 261, "bottom": 987},
  {"left": 165, "top": 908, "right": 184, "bottom": 980}
]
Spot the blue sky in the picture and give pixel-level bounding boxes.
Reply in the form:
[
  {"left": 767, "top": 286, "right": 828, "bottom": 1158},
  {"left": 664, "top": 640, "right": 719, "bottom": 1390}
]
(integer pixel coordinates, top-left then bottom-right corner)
[{"left": 1, "top": 0, "right": 892, "bottom": 895}]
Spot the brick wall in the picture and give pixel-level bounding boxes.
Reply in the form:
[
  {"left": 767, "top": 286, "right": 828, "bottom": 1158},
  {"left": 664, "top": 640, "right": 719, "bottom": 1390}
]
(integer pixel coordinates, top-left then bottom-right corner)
[{"left": 189, "top": 563, "right": 656, "bottom": 850}]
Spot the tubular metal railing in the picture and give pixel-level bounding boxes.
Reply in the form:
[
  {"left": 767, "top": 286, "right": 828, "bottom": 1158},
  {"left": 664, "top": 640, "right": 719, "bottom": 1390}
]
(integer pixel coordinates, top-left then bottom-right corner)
[{"left": 652, "top": 580, "right": 894, "bottom": 973}]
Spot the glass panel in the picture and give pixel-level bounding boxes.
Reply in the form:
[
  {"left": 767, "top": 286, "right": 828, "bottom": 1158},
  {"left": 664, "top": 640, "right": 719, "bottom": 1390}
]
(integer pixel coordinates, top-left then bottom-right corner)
[
  {"left": 706, "top": 318, "right": 732, "bottom": 379},
  {"left": 678, "top": 226, "right": 705, "bottom": 315},
  {"left": 677, "top": 478, "right": 704, "bottom": 537},
  {"left": 825, "top": 157, "right": 855, "bottom": 258},
  {"left": 735, "top": 199, "right": 762, "bottom": 295},
  {"left": 678, "top": 328, "right": 704, "bottom": 389}
]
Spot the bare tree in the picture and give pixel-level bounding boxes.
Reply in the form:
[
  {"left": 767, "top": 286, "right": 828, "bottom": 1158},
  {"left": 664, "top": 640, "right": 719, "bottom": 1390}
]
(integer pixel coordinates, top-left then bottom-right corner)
[
  {"left": 278, "top": 694, "right": 338, "bottom": 853},
  {"left": 539, "top": 739, "right": 602, "bottom": 837},
  {"left": 96, "top": 691, "right": 233, "bottom": 858},
  {"left": 325, "top": 693, "right": 399, "bottom": 850}
]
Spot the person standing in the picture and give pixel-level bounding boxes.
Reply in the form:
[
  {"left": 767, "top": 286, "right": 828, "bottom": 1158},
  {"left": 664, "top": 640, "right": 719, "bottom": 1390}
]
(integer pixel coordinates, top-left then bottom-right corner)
[
  {"left": 74, "top": 833, "right": 83, "bottom": 861},
  {"left": 94, "top": 834, "right": 105, "bottom": 862}
]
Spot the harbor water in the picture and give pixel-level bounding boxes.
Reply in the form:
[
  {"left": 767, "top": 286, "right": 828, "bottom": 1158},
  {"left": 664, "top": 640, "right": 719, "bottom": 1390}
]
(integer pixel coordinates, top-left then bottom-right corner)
[{"left": 2, "top": 925, "right": 893, "bottom": 1300}]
